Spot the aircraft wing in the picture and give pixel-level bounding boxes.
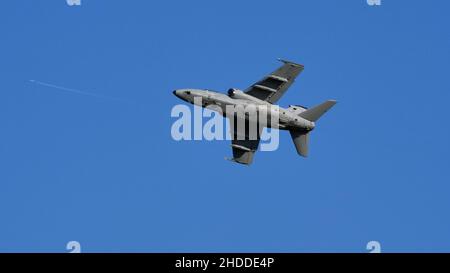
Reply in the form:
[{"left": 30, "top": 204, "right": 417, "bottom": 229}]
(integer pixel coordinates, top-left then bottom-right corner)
[
  {"left": 244, "top": 59, "right": 304, "bottom": 104},
  {"left": 229, "top": 119, "right": 263, "bottom": 165}
]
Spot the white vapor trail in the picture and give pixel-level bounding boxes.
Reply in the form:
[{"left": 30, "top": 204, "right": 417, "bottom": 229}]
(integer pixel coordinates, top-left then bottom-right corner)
[{"left": 29, "top": 80, "right": 131, "bottom": 103}]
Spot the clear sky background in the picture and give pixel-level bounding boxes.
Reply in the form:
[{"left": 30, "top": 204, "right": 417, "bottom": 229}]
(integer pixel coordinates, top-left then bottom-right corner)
[{"left": 1, "top": 0, "right": 449, "bottom": 252}]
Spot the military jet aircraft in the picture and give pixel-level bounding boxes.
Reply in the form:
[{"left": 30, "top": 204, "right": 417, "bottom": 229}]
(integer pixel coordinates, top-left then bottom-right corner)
[{"left": 173, "top": 59, "right": 336, "bottom": 165}]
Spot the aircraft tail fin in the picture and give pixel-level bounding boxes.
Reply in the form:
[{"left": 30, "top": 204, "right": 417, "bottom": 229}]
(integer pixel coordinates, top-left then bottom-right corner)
[
  {"left": 289, "top": 130, "right": 309, "bottom": 157},
  {"left": 298, "top": 100, "right": 337, "bottom": 122}
]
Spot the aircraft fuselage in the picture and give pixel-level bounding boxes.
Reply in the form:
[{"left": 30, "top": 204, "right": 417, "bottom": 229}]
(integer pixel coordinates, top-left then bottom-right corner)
[{"left": 173, "top": 88, "right": 315, "bottom": 131}]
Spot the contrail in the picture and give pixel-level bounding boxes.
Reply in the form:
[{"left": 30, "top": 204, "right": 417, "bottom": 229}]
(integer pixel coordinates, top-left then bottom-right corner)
[{"left": 29, "top": 79, "right": 132, "bottom": 103}]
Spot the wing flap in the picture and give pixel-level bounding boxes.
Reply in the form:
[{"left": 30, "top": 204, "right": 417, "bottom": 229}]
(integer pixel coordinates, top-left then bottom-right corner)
[
  {"left": 228, "top": 118, "right": 263, "bottom": 165},
  {"left": 244, "top": 59, "right": 304, "bottom": 103},
  {"left": 231, "top": 140, "right": 258, "bottom": 165}
]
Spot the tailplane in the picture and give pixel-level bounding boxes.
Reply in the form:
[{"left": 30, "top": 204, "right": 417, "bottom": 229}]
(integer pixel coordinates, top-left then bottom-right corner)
[
  {"left": 298, "top": 100, "right": 337, "bottom": 122},
  {"left": 290, "top": 99, "right": 337, "bottom": 157}
]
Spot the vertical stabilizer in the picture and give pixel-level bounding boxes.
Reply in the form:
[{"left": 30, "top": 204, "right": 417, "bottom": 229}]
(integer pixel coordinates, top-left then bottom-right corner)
[{"left": 289, "top": 130, "right": 309, "bottom": 157}]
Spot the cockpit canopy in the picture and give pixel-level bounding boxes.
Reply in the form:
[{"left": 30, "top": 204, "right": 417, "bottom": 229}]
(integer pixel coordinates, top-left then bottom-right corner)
[
  {"left": 227, "top": 88, "right": 242, "bottom": 96},
  {"left": 287, "top": 104, "right": 308, "bottom": 115}
]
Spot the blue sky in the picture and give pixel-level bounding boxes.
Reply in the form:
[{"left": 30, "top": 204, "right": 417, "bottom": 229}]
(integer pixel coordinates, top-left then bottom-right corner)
[{"left": 1, "top": 0, "right": 449, "bottom": 252}]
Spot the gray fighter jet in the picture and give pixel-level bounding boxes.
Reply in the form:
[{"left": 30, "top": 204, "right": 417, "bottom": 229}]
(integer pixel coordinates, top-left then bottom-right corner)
[{"left": 173, "top": 59, "right": 336, "bottom": 165}]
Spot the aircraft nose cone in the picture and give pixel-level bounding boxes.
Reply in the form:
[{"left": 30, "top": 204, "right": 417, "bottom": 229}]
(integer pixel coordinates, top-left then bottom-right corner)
[
  {"left": 173, "top": 89, "right": 186, "bottom": 101},
  {"left": 173, "top": 90, "right": 181, "bottom": 98}
]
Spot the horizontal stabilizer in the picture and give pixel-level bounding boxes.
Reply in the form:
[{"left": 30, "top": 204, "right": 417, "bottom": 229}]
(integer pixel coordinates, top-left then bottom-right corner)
[{"left": 299, "top": 100, "right": 337, "bottom": 122}]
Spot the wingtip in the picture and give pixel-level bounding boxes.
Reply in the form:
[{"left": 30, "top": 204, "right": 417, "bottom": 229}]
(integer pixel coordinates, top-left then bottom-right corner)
[
  {"left": 225, "top": 157, "right": 252, "bottom": 166},
  {"left": 277, "top": 58, "right": 304, "bottom": 68}
]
